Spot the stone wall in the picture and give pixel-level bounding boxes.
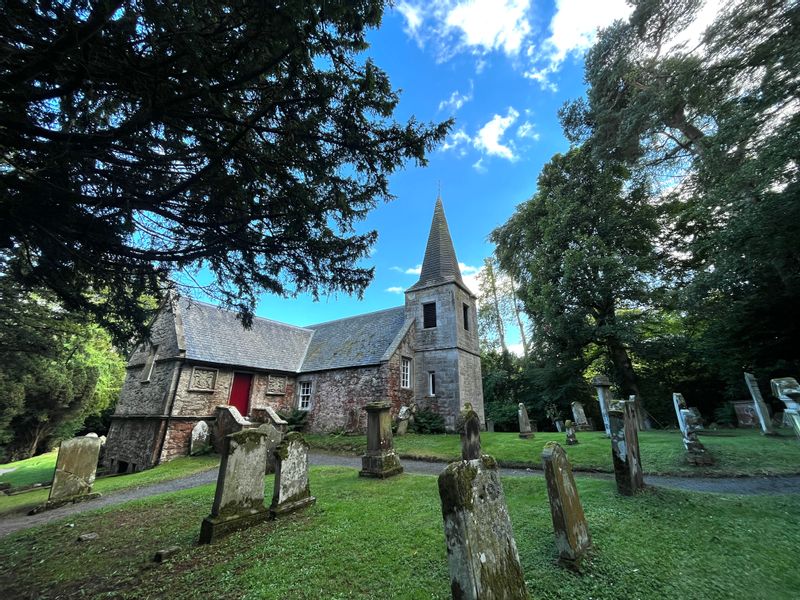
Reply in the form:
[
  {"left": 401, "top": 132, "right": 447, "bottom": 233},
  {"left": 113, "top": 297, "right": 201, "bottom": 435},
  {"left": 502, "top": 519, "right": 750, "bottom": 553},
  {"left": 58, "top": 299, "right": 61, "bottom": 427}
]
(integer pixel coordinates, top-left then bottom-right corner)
[
  {"left": 458, "top": 350, "right": 485, "bottom": 424},
  {"left": 103, "top": 418, "right": 165, "bottom": 472},
  {"left": 385, "top": 326, "right": 416, "bottom": 414}
]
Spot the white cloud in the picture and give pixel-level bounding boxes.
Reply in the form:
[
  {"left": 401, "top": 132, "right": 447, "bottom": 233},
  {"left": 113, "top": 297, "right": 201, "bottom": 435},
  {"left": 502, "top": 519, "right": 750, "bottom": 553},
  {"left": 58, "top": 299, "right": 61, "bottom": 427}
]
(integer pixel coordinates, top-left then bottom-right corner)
[
  {"left": 474, "top": 107, "right": 519, "bottom": 161},
  {"left": 507, "top": 342, "right": 526, "bottom": 356},
  {"left": 396, "top": 2, "right": 423, "bottom": 37},
  {"left": 439, "top": 84, "right": 473, "bottom": 112},
  {"left": 441, "top": 128, "right": 473, "bottom": 156},
  {"left": 460, "top": 263, "right": 484, "bottom": 295},
  {"left": 459, "top": 262, "right": 480, "bottom": 275},
  {"left": 391, "top": 264, "right": 422, "bottom": 275},
  {"left": 386, "top": 286, "right": 405, "bottom": 294},
  {"left": 444, "top": 0, "right": 531, "bottom": 56},
  {"left": 516, "top": 120, "right": 540, "bottom": 141},
  {"left": 472, "top": 158, "right": 487, "bottom": 173}
]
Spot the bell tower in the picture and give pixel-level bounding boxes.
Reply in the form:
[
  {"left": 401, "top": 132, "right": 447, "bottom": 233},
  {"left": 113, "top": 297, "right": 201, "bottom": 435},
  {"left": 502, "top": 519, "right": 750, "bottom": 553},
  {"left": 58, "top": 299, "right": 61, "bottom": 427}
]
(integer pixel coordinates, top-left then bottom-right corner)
[{"left": 405, "top": 197, "right": 484, "bottom": 430}]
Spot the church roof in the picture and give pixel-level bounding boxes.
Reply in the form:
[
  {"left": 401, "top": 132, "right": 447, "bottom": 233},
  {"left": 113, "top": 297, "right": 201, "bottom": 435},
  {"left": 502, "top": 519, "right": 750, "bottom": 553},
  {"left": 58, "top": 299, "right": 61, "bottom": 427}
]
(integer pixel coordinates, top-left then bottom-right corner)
[
  {"left": 407, "top": 197, "right": 470, "bottom": 294},
  {"left": 178, "top": 298, "right": 313, "bottom": 372},
  {"left": 300, "top": 306, "right": 408, "bottom": 372}
]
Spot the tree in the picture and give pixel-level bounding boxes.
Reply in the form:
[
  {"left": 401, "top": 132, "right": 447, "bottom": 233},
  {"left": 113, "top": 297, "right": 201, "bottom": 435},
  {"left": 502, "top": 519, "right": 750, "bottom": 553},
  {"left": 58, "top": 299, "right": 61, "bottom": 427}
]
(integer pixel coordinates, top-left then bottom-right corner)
[
  {"left": 492, "top": 147, "right": 659, "bottom": 424},
  {"left": 0, "top": 1, "right": 451, "bottom": 343},
  {"left": 476, "top": 256, "right": 530, "bottom": 355}
]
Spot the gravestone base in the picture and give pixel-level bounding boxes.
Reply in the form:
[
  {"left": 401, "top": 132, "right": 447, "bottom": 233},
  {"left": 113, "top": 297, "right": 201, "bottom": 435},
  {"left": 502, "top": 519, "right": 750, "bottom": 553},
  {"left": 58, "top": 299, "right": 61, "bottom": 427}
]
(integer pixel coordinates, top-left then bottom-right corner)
[
  {"left": 30, "top": 492, "right": 101, "bottom": 515},
  {"left": 270, "top": 492, "right": 316, "bottom": 518},
  {"left": 199, "top": 508, "right": 270, "bottom": 544},
  {"left": 518, "top": 432, "right": 534, "bottom": 439},
  {"left": 359, "top": 451, "right": 404, "bottom": 478},
  {"left": 686, "top": 450, "right": 715, "bottom": 466}
]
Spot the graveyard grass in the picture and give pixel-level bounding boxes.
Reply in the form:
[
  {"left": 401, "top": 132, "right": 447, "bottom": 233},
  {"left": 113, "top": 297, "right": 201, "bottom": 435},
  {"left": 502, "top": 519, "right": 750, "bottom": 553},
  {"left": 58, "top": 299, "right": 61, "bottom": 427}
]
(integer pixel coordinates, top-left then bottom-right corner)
[
  {"left": 0, "top": 453, "right": 219, "bottom": 515},
  {"left": 307, "top": 429, "right": 800, "bottom": 477},
  {"left": 1, "top": 466, "right": 798, "bottom": 599}
]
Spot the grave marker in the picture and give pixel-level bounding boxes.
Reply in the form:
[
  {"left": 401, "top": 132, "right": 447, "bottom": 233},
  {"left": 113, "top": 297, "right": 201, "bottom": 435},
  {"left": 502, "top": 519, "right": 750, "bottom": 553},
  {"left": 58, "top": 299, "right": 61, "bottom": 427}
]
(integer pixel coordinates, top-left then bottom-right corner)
[
  {"left": 608, "top": 400, "right": 645, "bottom": 495},
  {"left": 460, "top": 406, "right": 481, "bottom": 460},
  {"left": 270, "top": 432, "right": 316, "bottom": 517},
  {"left": 571, "top": 401, "right": 590, "bottom": 431},
  {"left": 36, "top": 435, "right": 102, "bottom": 512},
  {"left": 771, "top": 377, "right": 800, "bottom": 440},
  {"left": 190, "top": 420, "right": 211, "bottom": 455},
  {"left": 591, "top": 375, "right": 613, "bottom": 436},
  {"left": 564, "top": 420, "right": 578, "bottom": 446},
  {"left": 518, "top": 402, "right": 534, "bottom": 439},
  {"left": 743, "top": 372, "right": 775, "bottom": 435},
  {"left": 359, "top": 401, "right": 403, "bottom": 478}
]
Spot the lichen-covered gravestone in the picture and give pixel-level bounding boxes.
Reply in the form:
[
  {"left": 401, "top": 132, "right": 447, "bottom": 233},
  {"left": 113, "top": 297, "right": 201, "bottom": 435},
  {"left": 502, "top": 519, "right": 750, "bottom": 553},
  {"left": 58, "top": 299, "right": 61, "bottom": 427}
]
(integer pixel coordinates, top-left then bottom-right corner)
[
  {"left": 36, "top": 435, "right": 102, "bottom": 512},
  {"left": 518, "top": 402, "right": 533, "bottom": 439},
  {"left": 199, "top": 429, "right": 271, "bottom": 544},
  {"left": 438, "top": 455, "right": 529, "bottom": 600},
  {"left": 460, "top": 405, "right": 482, "bottom": 460},
  {"left": 190, "top": 420, "right": 211, "bottom": 455},
  {"left": 743, "top": 372, "right": 775, "bottom": 435},
  {"left": 564, "top": 420, "right": 578, "bottom": 446},
  {"left": 608, "top": 400, "right": 645, "bottom": 496},
  {"left": 571, "top": 402, "right": 590, "bottom": 431},
  {"left": 541, "top": 442, "right": 591, "bottom": 568},
  {"left": 270, "top": 432, "right": 315, "bottom": 517},
  {"left": 396, "top": 404, "right": 412, "bottom": 436},
  {"left": 359, "top": 401, "right": 403, "bottom": 478},
  {"left": 672, "top": 393, "right": 714, "bottom": 465},
  {"left": 256, "top": 422, "right": 283, "bottom": 474}
]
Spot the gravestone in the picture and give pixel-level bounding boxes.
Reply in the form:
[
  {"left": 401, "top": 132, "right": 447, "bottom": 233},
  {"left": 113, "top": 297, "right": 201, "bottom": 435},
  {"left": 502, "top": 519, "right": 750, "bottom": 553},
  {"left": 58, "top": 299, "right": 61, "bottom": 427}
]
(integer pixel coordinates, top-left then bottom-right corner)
[
  {"left": 571, "top": 401, "right": 590, "bottom": 431},
  {"left": 732, "top": 400, "right": 757, "bottom": 428},
  {"left": 771, "top": 377, "right": 800, "bottom": 440},
  {"left": 36, "top": 435, "right": 102, "bottom": 512},
  {"left": 190, "top": 420, "right": 211, "bottom": 455},
  {"left": 672, "top": 393, "right": 714, "bottom": 465},
  {"left": 214, "top": 405, "right": 257, "bottom": 453},
  {"left": 743, "top": 372, "right": 775, "bottom": 435},
  {"left": 359, "top": 401, "right": 403, "bottom": 478},
  {"left": 591, "top": 375, "right": 613, "bottom": 436},
  {"left": 270, "top": 432, "right": 316, "bottom": 517},
  {"left": 438, "top": 455, "right": 529, "bottom": 600},
  {"left": 396, "top": 405, "right": 412, "bottom": 436},
  {"left": 460, "top": 406, "right": 481, "bottom": 460},
  {"left": 564, "top": 420, "right": 578, "bottom": 446},
  {"left": 486, "top": 419, "right": 495, "bottom": 433},
  {"left": 608, "top": 400, "right": 645, "bottom": 496},
  {"left": 263, "top": 406, "right": 289, "bottom": 433},
  {"left": 541, "top": 442, "right": 591, "bottom": 568},
  {"left": 199, "top": 429, "right": 271, "bottom": 544},
  {"left": 518, "top": 402, "right": 534, "bottom": 439},
  {"left": 256, "top": 422, "right": 283, "bottom": 474}
]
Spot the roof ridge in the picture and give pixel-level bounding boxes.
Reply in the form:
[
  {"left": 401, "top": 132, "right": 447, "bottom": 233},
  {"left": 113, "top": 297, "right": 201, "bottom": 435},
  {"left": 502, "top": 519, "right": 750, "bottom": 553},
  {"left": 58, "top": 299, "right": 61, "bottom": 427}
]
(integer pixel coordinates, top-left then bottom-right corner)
[
  {"left": 304, "top": 305, "right": 405, "bottom": 329},
  {"left": 178, "top": 296, "right": 314, "bottom": 332}
]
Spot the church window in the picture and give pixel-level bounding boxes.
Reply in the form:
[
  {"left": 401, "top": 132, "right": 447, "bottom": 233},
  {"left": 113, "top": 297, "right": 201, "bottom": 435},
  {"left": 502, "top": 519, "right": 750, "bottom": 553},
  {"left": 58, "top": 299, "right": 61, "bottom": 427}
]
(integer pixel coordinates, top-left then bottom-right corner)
[
  {"left": 423, "top": 302, "right": 437, "bottom": 328},
  {"left": 401, "top": 357, "right": 412, "bottom": 388},
  {"left": 140, "top": 345, "right": 158, "bottom": 383},
  {"left": 298, "top": 381, "right": 313, "bottom": 410},
  {"left": 428, "top": 371, "right": 436, "bottom": 396},
  {"left": 463, "top": 303, "right": 470, "bottom": 331}
]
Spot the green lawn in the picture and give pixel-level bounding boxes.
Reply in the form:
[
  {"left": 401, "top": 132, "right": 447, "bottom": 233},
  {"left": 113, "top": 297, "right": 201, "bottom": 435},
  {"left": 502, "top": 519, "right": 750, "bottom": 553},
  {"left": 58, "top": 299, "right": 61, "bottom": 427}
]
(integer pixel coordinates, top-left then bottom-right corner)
[
  {"left": 0, "top": 454, "right": 219, "bottom": 516},
  {"left": 307, "top": 429, "right": 800, "bottom": 477},
  {"left": 0, "top": 466, "right": 797, "bottom": 599}
]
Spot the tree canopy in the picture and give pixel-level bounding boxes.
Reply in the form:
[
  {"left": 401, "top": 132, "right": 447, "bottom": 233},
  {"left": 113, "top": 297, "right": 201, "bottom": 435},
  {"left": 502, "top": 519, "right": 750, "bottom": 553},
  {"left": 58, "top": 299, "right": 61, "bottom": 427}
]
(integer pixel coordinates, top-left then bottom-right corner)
[{"left": 0, "top": 1, "right": 451, "bottom": 343}]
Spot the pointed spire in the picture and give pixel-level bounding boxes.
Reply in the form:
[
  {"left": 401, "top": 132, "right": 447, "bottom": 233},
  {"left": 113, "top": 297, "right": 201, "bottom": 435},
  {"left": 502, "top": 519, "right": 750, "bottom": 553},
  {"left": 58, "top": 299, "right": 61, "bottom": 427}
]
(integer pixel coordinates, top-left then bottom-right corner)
[{"left": 407, "top": 197, "right": 465, "bottom": 292}]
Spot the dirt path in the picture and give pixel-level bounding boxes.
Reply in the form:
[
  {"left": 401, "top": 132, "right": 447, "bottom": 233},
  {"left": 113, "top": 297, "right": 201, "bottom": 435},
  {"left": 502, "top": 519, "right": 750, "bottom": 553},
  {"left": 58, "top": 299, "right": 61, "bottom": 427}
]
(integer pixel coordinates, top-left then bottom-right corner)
[{"left": 2, "top": 452, "right": 799, "bottom": 538}]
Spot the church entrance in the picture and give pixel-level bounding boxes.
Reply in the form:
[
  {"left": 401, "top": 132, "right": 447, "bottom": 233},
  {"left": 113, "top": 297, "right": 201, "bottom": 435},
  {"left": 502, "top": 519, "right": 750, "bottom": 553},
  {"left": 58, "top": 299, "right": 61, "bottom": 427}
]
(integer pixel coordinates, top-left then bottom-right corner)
[{"left": 229, "top": 372, "right": 253, "bottom": 417}]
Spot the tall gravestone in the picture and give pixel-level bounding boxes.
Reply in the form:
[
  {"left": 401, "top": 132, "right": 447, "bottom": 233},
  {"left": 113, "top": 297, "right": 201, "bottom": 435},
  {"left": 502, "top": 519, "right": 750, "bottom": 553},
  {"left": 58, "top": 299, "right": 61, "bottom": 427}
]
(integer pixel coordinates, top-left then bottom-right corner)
[
  {"left": 743, "top": 372, "right": 775, "bottom": 435},
  {"left": 36, "top": 435, "right": 102, "bottom": 513},
  {"left": 518, "top": 402, "right": 534, "bottom": 439},
  {"left": 771, "top": 377, "right": 800, "bottom": 440},
  {"left": 438, "top": 455, "right": 529, "bottom": 599},
  {"left": 199, "top": 429, "right": 271, "bottom": 544},
  {"left": 541, "top": 442, "right": 591, "bottom": 568},
  {"left": 359, "top": 401, "right": 403, "bottom": 478},
  {"left": 571, "top": 402, "right": 590, "bottom": 431},
  {"left": 460, "top": 406, "right": 482, "bottom": 460},
  {"left": 396, "top": 405, "right": 412, "bottom": 436},
  {"left": 270, "top": 432, "right": 315, "bottom": 517},
  {"left": 608, "top": 400, "right": 645, "bottom": 496},
  {"left": 591, "top": 375, "right": 612, "bottom": 436}
]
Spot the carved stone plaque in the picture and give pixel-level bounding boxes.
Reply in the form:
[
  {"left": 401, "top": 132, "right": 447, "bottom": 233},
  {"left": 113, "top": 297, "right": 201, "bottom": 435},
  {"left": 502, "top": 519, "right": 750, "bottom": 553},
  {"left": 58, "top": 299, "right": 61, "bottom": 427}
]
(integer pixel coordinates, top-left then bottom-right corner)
[
  {"left": 267, "top": 375, "right": 286, "bottom": 395},
  {"left": 190, "top": 367, "right": 217, "bottom": 391}
]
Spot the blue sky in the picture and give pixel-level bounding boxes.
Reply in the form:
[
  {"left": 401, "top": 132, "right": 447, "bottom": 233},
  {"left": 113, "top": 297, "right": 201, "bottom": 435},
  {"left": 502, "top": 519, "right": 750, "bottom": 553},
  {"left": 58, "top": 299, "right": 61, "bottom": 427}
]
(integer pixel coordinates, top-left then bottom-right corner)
[{"left": 199, "top": 1, "right": 718, "bottom": 349}]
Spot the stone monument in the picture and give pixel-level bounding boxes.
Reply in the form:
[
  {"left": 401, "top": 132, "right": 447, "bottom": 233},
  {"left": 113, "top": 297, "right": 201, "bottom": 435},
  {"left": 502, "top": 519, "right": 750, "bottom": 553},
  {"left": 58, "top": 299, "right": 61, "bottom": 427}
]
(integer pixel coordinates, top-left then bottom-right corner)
[
  {"left": 570, "top": 401, "right": 590, "bottom": 431},
  {"left": 190, "top": 420, "right": 211, "bottom": 455},
  {"left": 541, "top": 442, "right": 591, "bottom": 568},
  {"left": 518, "top": 402, "right": 534, "bottom": 439},
  {"left": 743, "top": 372, "right": 775, "bottom": 435},
  {"left": 199, "top": 428, "right": 271, "bottom": 544},
  {"left": 564, "top": 420, "right": 578, "bottom": 446},
  {"left": 34, "top": 435, "right": 102, "bottom": 513},
  {"left": 270, "top": 432, "right": 316, "bottom": 517},
  {"left": 359, "top": 401, "right": 403, "bottom": 478},
  {"left": 608, "top": 400, "right": 645, "bottom": 495},
  {"left": 771, "top": 377, "right": 800, "bottom": 440},
  {"left": 672, "top": 393, "right": 713, "bottom": 465},
  {"left": 438, "top": 455, "right": 529, "bottom": 599},
  {"left": 396, "top": 404, "right": 412, "bottom": 436},
  {"left": 591, "top": 375, "right": 612, "bottom": 436},
  {"left": 460, "top": 405, "right": 481, "bottom": 460}
]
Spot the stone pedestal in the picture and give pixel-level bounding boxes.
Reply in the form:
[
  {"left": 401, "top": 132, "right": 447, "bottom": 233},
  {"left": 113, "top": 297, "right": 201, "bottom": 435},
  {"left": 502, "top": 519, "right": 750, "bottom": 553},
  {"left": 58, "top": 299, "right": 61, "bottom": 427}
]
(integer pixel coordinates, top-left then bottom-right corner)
[
  {"left": 270, "top": 432, "right": 315, "bottom": 517},
  {"left": 541, "top": 442, "right": 591, "bottom": 568},
  {"left": 438, "top": 455, "right": 529, "bottom": 600},
  {"left": 518, "top": 402, "right": 534, "bottom": 439},
  {"left": 591, "top": 375, "right": 612, "bottom": 437},
  {"left": 744, "top": 373, "right": 776, "bottom": 435},
  {"left": 199, "top": 429, "right": 271, "bottom": 544},
  {"left": 609, "top": 400, "right": 645, "bottom": 496},
  {"left": 359, "top": 401, "right": 403, "bottom": 478}
]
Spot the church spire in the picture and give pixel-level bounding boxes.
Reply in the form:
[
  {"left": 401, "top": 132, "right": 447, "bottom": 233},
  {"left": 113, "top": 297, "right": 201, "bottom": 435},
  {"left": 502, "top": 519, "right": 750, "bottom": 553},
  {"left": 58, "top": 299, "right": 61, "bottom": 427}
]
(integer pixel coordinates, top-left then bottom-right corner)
[{"left": 407, "top": 196, "right": 464, "bottom": 292}]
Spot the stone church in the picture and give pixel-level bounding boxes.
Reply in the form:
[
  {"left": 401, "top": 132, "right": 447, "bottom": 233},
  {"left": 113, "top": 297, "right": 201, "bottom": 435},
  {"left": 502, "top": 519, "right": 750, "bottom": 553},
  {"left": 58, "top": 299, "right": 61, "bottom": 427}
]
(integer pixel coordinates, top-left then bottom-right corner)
[{"left": 103, "top": 198, "right": 484, "bottom": 472}]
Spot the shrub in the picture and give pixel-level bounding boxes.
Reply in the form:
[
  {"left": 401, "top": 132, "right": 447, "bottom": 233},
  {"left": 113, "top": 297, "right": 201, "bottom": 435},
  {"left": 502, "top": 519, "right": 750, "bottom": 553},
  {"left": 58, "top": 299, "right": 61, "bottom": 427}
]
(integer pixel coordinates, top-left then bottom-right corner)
[
  {"left": 278, "top": 409, "right": 308, "bottom": 432},
  {"left": 411, "top": 409, "right": 445, "bottom": 434}
]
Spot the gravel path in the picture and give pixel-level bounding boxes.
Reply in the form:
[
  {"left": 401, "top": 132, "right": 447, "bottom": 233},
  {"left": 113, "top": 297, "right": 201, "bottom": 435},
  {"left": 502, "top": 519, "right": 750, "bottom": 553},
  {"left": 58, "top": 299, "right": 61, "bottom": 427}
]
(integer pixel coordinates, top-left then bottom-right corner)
[{"left": 2, "top": 452, "right": 799, "bottom": 538}]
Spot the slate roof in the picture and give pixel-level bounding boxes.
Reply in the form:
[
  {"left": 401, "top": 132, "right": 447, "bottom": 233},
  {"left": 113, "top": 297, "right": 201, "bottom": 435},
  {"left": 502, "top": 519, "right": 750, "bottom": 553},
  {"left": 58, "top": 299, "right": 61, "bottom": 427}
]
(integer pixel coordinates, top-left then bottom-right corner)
[
  {"left": 178, "top": 298, "right": 314, "bottom": 372},
  {"left": 300, "top": 306, "right": 408, "bottom": 372},
  {"left": 407, "top": 197, "right": 468, "bottom": 293}
]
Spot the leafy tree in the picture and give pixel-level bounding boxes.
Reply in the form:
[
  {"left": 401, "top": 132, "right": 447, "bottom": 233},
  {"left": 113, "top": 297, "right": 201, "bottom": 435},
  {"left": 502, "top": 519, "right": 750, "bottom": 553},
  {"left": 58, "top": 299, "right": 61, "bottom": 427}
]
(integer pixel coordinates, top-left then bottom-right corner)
[
  {"left": 0, "top": 1, "right": 451, "bottom": 343},
  {"left": 492, "top": 147, "right": 659, "bottom": 424},
  {"left": 476, "top": 257, "right": 530, "bottom": 355}
]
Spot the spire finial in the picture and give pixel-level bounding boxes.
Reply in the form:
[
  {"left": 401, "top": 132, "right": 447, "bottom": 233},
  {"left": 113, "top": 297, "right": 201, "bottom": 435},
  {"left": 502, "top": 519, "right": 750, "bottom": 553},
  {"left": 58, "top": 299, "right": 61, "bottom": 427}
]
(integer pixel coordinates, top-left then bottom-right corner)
[{"left": 437, "top": 180, "right": 442, "bottom": 201}]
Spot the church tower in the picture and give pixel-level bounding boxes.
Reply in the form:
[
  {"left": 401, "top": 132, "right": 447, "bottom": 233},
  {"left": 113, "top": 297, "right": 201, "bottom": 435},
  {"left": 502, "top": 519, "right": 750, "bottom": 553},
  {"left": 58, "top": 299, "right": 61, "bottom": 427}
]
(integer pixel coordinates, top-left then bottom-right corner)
[{"left": 405, "top": 197, "right": 485, "bottom": 430}]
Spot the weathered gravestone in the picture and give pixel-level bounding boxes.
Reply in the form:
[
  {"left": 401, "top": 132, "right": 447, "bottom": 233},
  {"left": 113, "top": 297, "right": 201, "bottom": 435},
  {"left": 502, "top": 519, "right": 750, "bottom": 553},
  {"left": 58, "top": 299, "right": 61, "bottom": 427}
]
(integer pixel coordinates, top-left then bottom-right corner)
[
  {"left": 199, "top": 429, "right": 271, "bottom": 544},
  {"left": 771, "top": 377, "right": 800, "bottom": 440},
  {"left": 541, "top": 442, "right": 591, "bottom": 568},
  {"left": 486, "top": 419, "right": 495, "bottom": 433},
  {"left": 396, "top": 404, "right": 412, "bottom": 436},
  {"left": 460, "top": 405, "right": 481, "bottom": 460},
  {"left": 732, "top": 400, "right": 757, "bottom": 428},
  {"left": 263, "top": 406, "right": 289, "bottom": 434},
  {"left": 608, "top": 400, "right": 645, "bottom": 496},
  {"left": 570, "top": 401, "right": 590, "bottom": 431},
  {"left": 270, "top": 432, "right": 316, "bottom": 517},
  {"left": 256, "top": 422, "right": 283, "bottom": 474},
  {"left": 518, "top": 402, "right": 534, "bottom": 439},
  {"left": 438, "top": 455, "right": 529, "bottom": 600},
  {"left": 359, "top": 401, "right": 403, "bottom": 478},
  {"left": 190, "top": 420, "right": 211, "bottom": 456},
  {"left": 672, "top": 393, "right": 714, "bottom": 465},
  {"left": 35, "top": 435, "right": 102, "bottom": 512},
  {"left": 564, "top": 420, "right": 578, "bottom": 446},
  {"left": 743, "top": 372, "right": 775, "bottom": 435},
  {"left": 591, "top": 375, "right": 613, "bottom": 437}
]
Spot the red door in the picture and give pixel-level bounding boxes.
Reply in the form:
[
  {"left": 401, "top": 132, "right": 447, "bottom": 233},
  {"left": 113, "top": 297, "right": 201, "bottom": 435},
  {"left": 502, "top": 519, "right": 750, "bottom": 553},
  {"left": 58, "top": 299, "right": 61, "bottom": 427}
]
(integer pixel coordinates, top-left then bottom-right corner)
[{"left": 229, "top": 373, "right": 253, "bottom": 417}]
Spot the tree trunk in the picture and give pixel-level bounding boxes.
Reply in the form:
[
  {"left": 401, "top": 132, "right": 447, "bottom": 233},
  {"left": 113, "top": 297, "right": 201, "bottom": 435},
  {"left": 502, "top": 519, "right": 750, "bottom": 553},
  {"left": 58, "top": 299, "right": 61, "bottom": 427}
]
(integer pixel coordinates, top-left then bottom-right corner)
[
  {"left": 484, "top": 259, "right": 508, "bottom": 353},
  {"left": 508, "top": 273, "right": 529, "bottom": 356},
  {"left": 607, "top": 338, "right": 646, "bottom": 429}
]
